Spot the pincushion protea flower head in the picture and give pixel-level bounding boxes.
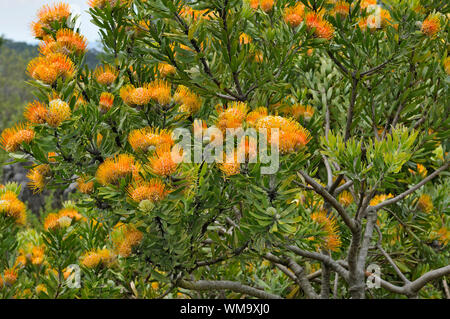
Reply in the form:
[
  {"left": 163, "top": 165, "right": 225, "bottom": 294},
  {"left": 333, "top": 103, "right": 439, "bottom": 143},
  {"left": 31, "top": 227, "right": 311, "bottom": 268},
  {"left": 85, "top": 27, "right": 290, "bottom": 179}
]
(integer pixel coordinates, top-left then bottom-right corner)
[
  {"left": 31, "top": 22, "right": 46, "bottom": 39},
  {"left": 43, "top": 206, "right": 84, "bottom": 231},
  {"left": 96, "top": 154, "right": 140, "bottom": 185},
  {"left": 111, "top": 223, "right": 143, "bottom": 257},
  {"left": 283, "top": 3, "right": 305, "bottom": 28},
  {"left": 311, "top": 211, "right": 341, "bottom": 252},
  {"left": 55, "top": 29, "right": 88, "bottom": 53},
  {"left": 283, "top": 104, "right": 315, "bottom": 121},
  {"left": 88, "top": 0, "right": 132, "bottom": 9},
  {"left": 246, "top": 107, "right": 268, "bottom": 126},
  {"left": 421, "top": 14, "right": 440, "bottom": 37},
  {"left": 338, "top": 191, "right": 354, "bottom": 207},
  {"left": 128, "top": 127, "right": 174, "bottom": 153},
  {"left": 216, "top": 102, "right": 248, "bottom": 132},
  {"left": 147, "top": 145, "right": 179, "bottom": 177},
  {"left": 94, "top": 64, "right": 118, "bottom": 86},
  {"left": 99, "top": 92, "right": 115, "bottom": 113},
  {"left": 37, "top": 2, "right": 71, "bottom": 25},
  {"left": 24, "top": 101, "right": 48, "bottom": 124},
  {"left": 255, "top": 115, "right": 311, "bottom": 154},
  {"left": 27, "top": 53, "right": 75, "bottom": 84},
  {"left": 417, "top": 194, "right": 433, "bottom": 213},
  {"left": 27, "top": 164, "right": 51, "bottom": 194},
  {"left": 46, "top": 99, "right": 71, "bottom": 127},
  {"left": 77, "top": 176, "right": 94, "bottom": 194},
  {"left": 174, "top": 85, "right": 202, "bottom": 115},
  {"left": 148, "top": 80, "right": 172, "bottom": 105},
  {"left": 305, "top": 12, "right": 335, "bottom": 40},
  {"left": 0, "top": 124, "right": 35, "bottom": 152},
  {"left": 369, "top": 193, "right": 393, "bottom": 206},
  {"left": 80, "top": 248, "right": 116, "bottom": 268},
  {"left": 332, "top": 1, "right": 350, "bottom": 17},
  {"left": 0, "top": 191, "right": 27, "bottom": 225},
  {"left": 218, "top": 152, "right": 241, "bottom": 176},
  {"left": 127, "top": 179, "right": 168, "bottom": 203},
  {"left": 0, "top": 268, "right": 18, "bottom": 287},
  {"left": 157, "top": 62, "right": 176, "bottom": 78}
]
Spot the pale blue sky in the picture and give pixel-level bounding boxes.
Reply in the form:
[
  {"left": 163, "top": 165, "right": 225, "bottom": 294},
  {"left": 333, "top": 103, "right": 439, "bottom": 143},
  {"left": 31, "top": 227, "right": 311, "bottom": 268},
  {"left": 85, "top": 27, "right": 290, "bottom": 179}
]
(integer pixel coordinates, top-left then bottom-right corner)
[{"left": 0, "top": 0, "right": 100, "bottom": 46}]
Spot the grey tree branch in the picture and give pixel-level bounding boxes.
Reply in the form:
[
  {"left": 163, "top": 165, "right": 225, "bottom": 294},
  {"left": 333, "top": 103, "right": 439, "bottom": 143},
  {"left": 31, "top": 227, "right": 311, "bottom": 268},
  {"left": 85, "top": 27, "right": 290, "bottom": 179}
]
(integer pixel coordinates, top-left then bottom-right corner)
[
  {"left": 297, "top": 170, "right": 357, "bottom": 232},
  {"left": 371, "top": 161, "right": 449, "bottom": 211},
  {"left": 177, "top": 279, "right": 282, "bottom": 299}
]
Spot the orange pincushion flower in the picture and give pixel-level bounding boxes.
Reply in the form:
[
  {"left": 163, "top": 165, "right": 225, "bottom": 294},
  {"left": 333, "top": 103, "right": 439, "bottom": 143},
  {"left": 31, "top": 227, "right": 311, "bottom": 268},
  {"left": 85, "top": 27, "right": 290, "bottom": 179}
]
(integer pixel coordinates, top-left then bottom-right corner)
[
  {"left": 43, "top": 207, "right": 83, "bottom": 231},
  {"left": 157, "top": 62, "right": 176, "bottom": 77},
  {"left": 24, "top": 101, "right": 48, "bottom": 124},
  {"left": 99, "top": 92, "right": 115, "bottom": 113},
  {"left": 46, "top": 99, "right": 71, "bottom": 127},
  {"left": 174, "top": 85, "right": 202, "bottom": 115},
  {"left": 31, "top": 22, "right": 46, "bottom": 39},
  {"left": 130, "top": 86, "right": 152, "bottom": 106},
  {"left": 435, "top": 227, "right": 449, "bottom": 245},
  {"left": 111, "top": 223, "right": 143, "bottom": 257},
  {"left": 80, "top": 248, "right": 115, "bottom": 268},
  {"left": 120, "top": 84, "right": 135, "bottom": 106},
  {"left": 216, "top": 102, "right": 248, "bottom": 132},
  {"left": 94, "top": 65, "right": 118, "bottom": 86},
  {"left": 127, "top": 179, "right": 168, "bottom": 203},
  {"left": 37, "top": 2, "right": 71, "bottom": 25},
  {"left": 43, "top": 213, "right": 60, "bottom": 231},
  {"left": 0, "top": 124, "right": 35, "bottom": 152},
  {"left": 1, "top": 268, "right": 18, "bottom": 287},
  {"left": 417, "top": 194, "right": 433, "bottom": 213},
  {"left": 305, "top": 12, "right": 335, "bottom": 40},
  {"left": 148, "top": 80, "right": 172, "bottom": 105},
  {"left": 128, "top": 127, "right": 174, "bottom": 152},
  {"left": 283, "top": 3, "right": 305, "bottom": 28},
  {"left": 249, "top": 0, "right": 274, "bottom": 13},
  {"left": 284, "top": 104, "right": 315, "bottom": 120},
  {"left": 311, "top": 211, "right": 341, "bottom": 252},
  {"left": 96, "top": 154, "right": 139, "bottom": 185},
  {"left": 77, "top": 176, "right": 94, "bottom": 194},
  {"left": 0, "top": 191, "right": 27, "bottom": 225},
  {"left": 444, "top": 57, "right": 450, "bottom": 75},
  {"left": 27, "top": 53, "right": 75, "bottom": 84},
  {"left": 218, "top": 152, "right": 241, "bottom": 176},
  {"left": 421, "top": 14, "right": 440, "bottom": 37},
  {"left": 360, "top": 0, "right": 377, "bottom": 10},
  {"left": 338, "top": 191, "right": 353, "bottom": 207},
  {"left": 148, "top": 146, "right": 179, "bottom": 177},
  {"left": 27, "top": 164, "right": 51, "bottom": 194},
  {"left": 333, "top": 1, "right": 350, "bottom": 17},
  {"left": 239, "top": 33, "right": 252, "bottom": 45},
  {"left": 55, "top": 29, "right": 88, "bottom": 53},
  {"left": 88, "top": 0, "right": 131, "bottom": 9},
  {"left": 246, "top": 107, "right": 268, "bottom": 126},
  {"left": 255, "top": 115, "right": 311, "bottom": 154},
  {"left": 369, "top": 193, "right": 393, "bottom": 206}
]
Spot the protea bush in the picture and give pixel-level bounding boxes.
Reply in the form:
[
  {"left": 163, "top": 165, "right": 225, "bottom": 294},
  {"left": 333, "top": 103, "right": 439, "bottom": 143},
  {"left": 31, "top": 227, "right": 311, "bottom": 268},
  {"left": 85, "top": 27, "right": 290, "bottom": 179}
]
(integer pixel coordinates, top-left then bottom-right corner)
[{"left": 0, "top": 0, "right": 449, "bottom": 299}]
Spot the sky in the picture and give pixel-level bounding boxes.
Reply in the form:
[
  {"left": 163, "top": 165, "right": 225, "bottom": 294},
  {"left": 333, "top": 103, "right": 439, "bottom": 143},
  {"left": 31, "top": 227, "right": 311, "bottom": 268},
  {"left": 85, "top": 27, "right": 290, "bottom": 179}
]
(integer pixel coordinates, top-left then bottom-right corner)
[{"left": 0, "top": 0, "right": 100, "bottom": 46}]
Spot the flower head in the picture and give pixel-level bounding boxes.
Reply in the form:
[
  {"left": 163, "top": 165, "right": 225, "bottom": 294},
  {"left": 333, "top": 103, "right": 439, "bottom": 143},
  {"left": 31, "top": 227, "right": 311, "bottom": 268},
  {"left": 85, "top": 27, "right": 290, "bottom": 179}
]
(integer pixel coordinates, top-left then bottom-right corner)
[
  {"left": 0, "top": 191, "right": 27, "bottom": 225},
  {"left": 99, "top": 92, "right": 115, "bottom": 113},
  {"left": 27, "top": 53, "right": 75, "bottom": 84},
  {"left": 77, "top": 176, "right": 94, "bottom": 194},
  {"left": 311, "top": 211, "right": 341, "bottom": 252},
  {"left": 111, "top": 223, "right": 143, "bottom": 257},
  {"left": 0, "top": 124, "right": 35, "bottom": 152},
  {"left": 174, "top": 85, "right": 202, "bottom": 115},
  {"left": 128, "top": 127, "right": 174, "bottom": 152},
  {"left": 96, "top": 154, "right": 140, "bottom": 185},
  {"left": 421, "top": 14, "right": 440, "bottom": 37},
  {"left": 216, "top": 102, "right": 248, "bottom": 132},
  {"left": 157, "top": 62, "right": 176, "bottom": 77},
  {"left": 94, "top": 65, "right": 118, "bottom": 86},
  {"left": 148, "top": 80, "right": 172, "bottom": 105},
  {"left": 24, "top": 101, "right": 48, "bottom": 124},
  {"left": 246, "top": 107, "right": 268, "bottom": 126},
  {"left": 417, "top": 194, "right": 433, "bottom": 213},
  {"left": 284, "top": 3, "right": 305, "bottom": 28},
  {"left": 127, "top": 179, "right": 168, "bottom": 203},
  {"left": 305, "top": 12, "right": 335, "bottom": 40},
  {"left": 37, "top": 2, "right": 71, "bottom": 25},
  {"left": 27, "top": 164, "right": 51, "bottom": 193},
  {"left": 147, "top": 146, "right": 179, "bottom": 177},
  {"left": 46, "top": 99, "right": 71, "bottom": 127}
]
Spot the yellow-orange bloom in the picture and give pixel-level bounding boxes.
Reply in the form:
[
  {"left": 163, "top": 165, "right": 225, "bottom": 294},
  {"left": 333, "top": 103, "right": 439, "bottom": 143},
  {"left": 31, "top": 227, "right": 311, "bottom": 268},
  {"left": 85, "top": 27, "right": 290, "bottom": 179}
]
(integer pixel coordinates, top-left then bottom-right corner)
[
  {"left": 218, "top": 152, "right": 241, "bottom": 176},
  {"left": 311, "top": 211, "right": 341, "bottom": 252},
  {"left": 0, "top": 124, "right": 35, "bottom": 152},
  {"left": 216, "top": 102, "right": 248, "bottom": 132},
  {"left": 0, "top": 191, "right": 27, "bottom": 225},
  {"left": 246, "top": 107, "right": 268, "bottom": 126},
  {"left": 147, "top": 146, "right": 179, "bottom": 177},
  {"left": 369, "top": 193, "right": 393, "bottom": 206},
  {"left": 46, "top": 99, "right": 71, "bottom": 127},
  {"left": 43, "top": 207, "right": 84, "bottom": 231},
  {"left": 157, "top": 62, "right": 176, "bottom": 77},
  {"left": 333, "top": 1, "right": 350, "bottom": 17},
  {"left": 88, "top": 0, "right": 131, "bottom": 9},
  {"left": 24, "top": 101, "right": 48, "bottom": 125},
  {"left": 94, "top": 65, "right": 118, "bottom": 86},
  {"left": 27, "top": 164, "right": 51, "bottom": 194},
  {"left": 99, "top": 92, "right": 115, "bottom": 113},
  {"left": 444, "top": 57, "right": 450, "bottom": 75},
  {"left": 37, "top": 2, "right": 71, "bottom": 25},
  {"left": 128, "top": 127, "right": 174, "bottom": 152},
  {"left": 31, "top": 22, "right": 46, "bottom": 39},
  {"left": 255, "top": 115, "right": 311, "bottom": 154},
  {"left": 127, "top": 179, "right": 168, "bottom": 203},
  {"left": 283, "top": 3, "right": 305, "bottom": 28},
  {"left": 338, "top": 191, "right": 353, "bottom": 207},
  {"left": 96, "top": 154, "right": 139, "bottom": 185},
  {"left": 111, "top": 223, "right": 143, "bottom": 257},
  {"left": 0, "top": 268, "right": 18, "bottom": 287},
  {"left": 284, "top": 104, "right": 315, "bottom": 120},
  {"left": 27, "top": 53, "right": 75, "bottom": 84},
  {"left": 174, "top": 85, "right": 202, "bottom": 115},
  {"left": 249, "top": 0, "right": 274, "bottom": 13},
  {"left": 421, "top": 14, "right": 440, "bottom": 37},
  {"left": 148, "top": 80, "right": 172, "bottom": 105},
  {"left": 77, "top": 176, "right": 94, "bottom": 194},
  {"left": 417, "top": 194, "right": 433, "bottom": 213},
  {"left": 80, "top": 248, "right": 115, "bottom": 268},
  {"left": 305, "top": 12, "right": 335, "bottom": 40}
]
